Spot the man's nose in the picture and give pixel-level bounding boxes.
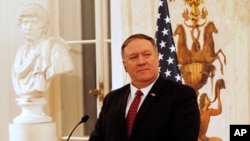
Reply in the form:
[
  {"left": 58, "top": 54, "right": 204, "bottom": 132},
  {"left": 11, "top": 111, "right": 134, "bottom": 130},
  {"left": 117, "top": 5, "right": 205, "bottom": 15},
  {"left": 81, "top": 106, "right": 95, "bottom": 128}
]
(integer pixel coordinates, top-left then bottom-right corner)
[{"left": 137, "top": 55, "right": 146, "bottom": 65}]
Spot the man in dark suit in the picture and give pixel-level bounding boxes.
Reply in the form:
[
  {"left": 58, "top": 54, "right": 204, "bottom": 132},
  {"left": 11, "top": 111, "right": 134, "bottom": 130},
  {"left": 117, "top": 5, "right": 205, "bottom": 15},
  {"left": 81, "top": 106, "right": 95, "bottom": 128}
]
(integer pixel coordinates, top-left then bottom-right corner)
[{"left": 89, "top": 34, "right": 200, "bottom": 141}]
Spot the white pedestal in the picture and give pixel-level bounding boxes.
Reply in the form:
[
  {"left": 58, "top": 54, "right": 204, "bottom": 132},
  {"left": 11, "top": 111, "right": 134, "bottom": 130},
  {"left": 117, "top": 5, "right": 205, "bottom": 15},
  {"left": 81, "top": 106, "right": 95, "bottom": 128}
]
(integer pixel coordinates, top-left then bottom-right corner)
[
  {"left": 14, "top": 97, "right": 52, "bottom": 123},
  {"left": 9, "top": 122, "right": 57, "bottom": 141}
]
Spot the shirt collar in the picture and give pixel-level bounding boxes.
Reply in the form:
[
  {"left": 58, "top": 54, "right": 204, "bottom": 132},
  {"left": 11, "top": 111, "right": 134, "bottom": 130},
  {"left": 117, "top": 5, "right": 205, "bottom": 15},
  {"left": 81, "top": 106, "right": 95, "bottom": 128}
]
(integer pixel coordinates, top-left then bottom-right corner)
[{"left": 130, "top": 74, "right": 159, "bottom": 97}]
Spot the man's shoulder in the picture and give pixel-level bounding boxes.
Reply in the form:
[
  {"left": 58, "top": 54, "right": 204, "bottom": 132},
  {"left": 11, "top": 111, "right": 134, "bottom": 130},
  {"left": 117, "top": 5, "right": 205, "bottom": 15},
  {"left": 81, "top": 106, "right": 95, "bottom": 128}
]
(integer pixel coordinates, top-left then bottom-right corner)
[
  {"left": 157, "top": 75, "right": 196, "bottom": 93},
  {"left": 109, "top": 84, "right": 130, "bottom": 94},
  {"left": 105, "top": 84, "right": 130, "bottom": 98}
]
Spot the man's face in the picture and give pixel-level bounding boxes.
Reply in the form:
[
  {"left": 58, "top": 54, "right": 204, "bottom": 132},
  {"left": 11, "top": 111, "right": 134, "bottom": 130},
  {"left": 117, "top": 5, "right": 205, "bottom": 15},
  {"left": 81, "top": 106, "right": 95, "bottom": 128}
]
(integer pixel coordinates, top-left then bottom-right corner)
[
  {"left": 20, "top": 17, "right": 45, "bottom": 42},
  {"left": 122, "top": 38, "right": 159, "bottom": 88}
]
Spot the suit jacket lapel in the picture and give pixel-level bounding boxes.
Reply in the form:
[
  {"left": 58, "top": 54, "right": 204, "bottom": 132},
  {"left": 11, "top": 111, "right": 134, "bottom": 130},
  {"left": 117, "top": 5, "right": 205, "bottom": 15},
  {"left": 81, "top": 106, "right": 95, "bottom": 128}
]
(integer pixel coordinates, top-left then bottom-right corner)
[
  {"left": 117, "top": 85, "right": 131, "bottom": 139},
  {"left": 131, "top": 76, "right": 165, "bottom": 136}
]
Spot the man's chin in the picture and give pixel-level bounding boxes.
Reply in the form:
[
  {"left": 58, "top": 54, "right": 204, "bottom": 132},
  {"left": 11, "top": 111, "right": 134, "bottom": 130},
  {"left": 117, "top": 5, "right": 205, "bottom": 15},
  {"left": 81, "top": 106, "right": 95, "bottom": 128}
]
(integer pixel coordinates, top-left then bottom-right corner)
[
  {"left": 138, "top": 75, "right": 154, "bottom": 82},
  {"left": 138, "top": 70, "right": 150, "bottom": 74}
]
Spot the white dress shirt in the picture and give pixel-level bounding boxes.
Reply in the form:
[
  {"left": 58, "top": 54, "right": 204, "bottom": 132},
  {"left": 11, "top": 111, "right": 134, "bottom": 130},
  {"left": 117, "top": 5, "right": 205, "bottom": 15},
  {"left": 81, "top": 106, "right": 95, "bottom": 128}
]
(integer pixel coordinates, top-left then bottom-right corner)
[{"left": 125, "top": 75, "right": 159, "bottom": 116}]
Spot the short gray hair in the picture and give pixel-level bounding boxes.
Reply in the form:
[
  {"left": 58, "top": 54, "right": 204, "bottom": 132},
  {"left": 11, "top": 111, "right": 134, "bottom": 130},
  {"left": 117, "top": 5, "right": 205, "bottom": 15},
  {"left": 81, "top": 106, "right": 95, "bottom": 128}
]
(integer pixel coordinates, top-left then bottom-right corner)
[{"left": 121, "top": 33, "right": 158, "bottom": 58}]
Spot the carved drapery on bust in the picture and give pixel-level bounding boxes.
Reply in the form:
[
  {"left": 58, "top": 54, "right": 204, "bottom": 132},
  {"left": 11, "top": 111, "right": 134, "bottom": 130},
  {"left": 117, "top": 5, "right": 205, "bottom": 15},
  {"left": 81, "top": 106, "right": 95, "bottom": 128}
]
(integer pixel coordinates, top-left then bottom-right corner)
[{"left": 12, "top": 37, "right": 73, "bottom": 98}]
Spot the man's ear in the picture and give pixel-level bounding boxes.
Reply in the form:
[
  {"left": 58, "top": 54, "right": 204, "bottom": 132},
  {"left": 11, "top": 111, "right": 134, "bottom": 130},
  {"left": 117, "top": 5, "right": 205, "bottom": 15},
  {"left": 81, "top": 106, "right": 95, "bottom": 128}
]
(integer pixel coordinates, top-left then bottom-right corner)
[
  {"left": 124, "top": 66, "right": 127, "bottom": 72},
  {"left": 122, "top": 60, "right": 127, "bottom": 72}
]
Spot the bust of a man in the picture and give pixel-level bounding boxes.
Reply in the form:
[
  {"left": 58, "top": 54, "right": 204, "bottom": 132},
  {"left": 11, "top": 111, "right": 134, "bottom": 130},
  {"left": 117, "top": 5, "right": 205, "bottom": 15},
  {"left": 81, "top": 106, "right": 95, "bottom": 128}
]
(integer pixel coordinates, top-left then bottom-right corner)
[{"left": 12, "top": 3, "right": 74, "bottom": 99}]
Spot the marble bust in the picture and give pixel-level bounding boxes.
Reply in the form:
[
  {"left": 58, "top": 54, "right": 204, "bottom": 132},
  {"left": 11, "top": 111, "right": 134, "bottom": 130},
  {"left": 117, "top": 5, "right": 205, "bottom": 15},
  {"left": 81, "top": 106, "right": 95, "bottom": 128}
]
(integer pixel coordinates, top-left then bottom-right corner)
[{"left": 12, "top": 3, "right": 74, "bottom": 100}]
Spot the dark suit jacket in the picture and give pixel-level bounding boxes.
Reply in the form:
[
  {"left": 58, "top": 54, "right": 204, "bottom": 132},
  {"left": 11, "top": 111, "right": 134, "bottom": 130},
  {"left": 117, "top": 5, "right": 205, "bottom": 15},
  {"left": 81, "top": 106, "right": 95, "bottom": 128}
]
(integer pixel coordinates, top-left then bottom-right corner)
[{"left": 89, "top": 75, "right": 200, "bottom": 141}]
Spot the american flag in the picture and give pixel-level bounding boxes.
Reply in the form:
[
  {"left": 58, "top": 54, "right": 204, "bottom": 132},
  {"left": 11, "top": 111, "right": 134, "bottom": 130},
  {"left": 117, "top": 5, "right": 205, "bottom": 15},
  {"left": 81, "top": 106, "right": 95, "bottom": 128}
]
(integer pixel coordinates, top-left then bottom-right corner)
[{"left": 155, "top": 0, "right": 182, "bottom": 83}]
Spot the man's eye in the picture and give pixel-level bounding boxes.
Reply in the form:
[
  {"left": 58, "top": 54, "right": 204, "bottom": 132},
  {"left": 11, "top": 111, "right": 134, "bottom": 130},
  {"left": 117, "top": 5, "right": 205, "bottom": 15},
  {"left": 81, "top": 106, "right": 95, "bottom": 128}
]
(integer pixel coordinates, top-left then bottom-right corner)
[{"left": 129, "top": 56, "right": 137, "bottom": 60}]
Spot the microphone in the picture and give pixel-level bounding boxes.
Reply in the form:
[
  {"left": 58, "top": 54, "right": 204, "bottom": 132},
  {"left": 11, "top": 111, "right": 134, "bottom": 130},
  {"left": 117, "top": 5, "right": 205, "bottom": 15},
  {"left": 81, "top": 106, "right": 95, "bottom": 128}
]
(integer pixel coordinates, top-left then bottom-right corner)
[{"left": 66, "top": 115, "right": 89, "bottom": 141}]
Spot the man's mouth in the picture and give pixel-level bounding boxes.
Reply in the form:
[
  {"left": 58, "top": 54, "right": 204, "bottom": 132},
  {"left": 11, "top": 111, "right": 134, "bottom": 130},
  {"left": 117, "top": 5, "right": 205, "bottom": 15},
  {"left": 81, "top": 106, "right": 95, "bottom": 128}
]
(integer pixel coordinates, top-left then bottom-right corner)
[{"left": 138, "top": 68, "right": 148, "bottom": 72}]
